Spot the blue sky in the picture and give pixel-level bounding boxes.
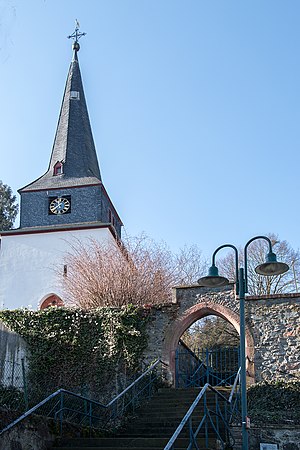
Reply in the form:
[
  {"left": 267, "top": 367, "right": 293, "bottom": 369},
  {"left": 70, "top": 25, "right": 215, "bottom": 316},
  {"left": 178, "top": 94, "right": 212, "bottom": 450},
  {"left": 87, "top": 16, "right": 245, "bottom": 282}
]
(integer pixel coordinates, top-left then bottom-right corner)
[{"left": 1, "top": 0, "right": 299, "bottom": 258}]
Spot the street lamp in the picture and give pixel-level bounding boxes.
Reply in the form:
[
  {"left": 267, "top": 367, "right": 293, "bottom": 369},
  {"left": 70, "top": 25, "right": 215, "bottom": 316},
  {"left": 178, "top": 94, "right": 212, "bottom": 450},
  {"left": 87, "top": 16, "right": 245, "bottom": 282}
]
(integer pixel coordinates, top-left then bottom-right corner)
[{"left": 198, "top": 236, "right": 289, "bottom": 450}]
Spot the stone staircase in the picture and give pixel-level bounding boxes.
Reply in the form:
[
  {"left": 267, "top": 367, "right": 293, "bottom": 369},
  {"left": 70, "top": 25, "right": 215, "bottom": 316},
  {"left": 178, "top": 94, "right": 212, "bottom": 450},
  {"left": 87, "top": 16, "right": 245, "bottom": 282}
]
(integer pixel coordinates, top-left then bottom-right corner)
[{"left": 51, "top": 387, "right": 231, "bottom": 449}]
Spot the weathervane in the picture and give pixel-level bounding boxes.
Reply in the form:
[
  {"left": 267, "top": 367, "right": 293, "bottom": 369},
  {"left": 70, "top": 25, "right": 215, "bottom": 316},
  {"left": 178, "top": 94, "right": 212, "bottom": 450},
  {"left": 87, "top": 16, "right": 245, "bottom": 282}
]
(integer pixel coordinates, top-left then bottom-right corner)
[{"left": 68, "top": 20, "right": 86, "bottom": 51}]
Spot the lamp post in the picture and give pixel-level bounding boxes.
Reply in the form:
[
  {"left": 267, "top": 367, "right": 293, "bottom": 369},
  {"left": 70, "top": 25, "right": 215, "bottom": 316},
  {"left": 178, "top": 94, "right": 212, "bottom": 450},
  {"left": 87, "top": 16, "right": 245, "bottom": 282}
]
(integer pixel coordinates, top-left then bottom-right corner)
[{"left": 198, "top": 236, "right": 289, "bottom": 450}]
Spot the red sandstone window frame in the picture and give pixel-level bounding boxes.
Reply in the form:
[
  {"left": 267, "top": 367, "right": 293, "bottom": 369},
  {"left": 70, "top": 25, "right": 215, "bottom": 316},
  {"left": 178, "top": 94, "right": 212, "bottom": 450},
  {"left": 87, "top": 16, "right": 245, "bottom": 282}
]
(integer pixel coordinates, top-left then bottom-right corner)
[{"left": 40, "top": 295, "right": 64, "bottom": 309}]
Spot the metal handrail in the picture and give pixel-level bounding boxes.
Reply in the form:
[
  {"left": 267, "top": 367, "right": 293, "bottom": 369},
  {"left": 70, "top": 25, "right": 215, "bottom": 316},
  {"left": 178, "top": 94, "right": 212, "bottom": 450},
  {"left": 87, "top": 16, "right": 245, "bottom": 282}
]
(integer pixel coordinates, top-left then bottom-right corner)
[
  {"left": 107, "top": 359, "right": 163, "bottom": 407},
  {"left": 0, "top": 388, "right": 106, "bottom": 435},
  {"left": 164, "top": 383, "right": 209, "bottom": 449},
  {"left": 229, "top": 367, "right": 241, "bottom": 403},
  {"left": 164, "top": 366, "right": 241, "bottom": 450},
  {"left": 0, "top": 359, "right": 166, "bottom": 436},
  {"left": 189, "top": 361, "right": 206, "bottom": 379},
  {"left": 176, "top": 346, "right": 240, "bottom": 389},
  {"left": 228, "top": 367, "right": 241, "bottom": 425}
]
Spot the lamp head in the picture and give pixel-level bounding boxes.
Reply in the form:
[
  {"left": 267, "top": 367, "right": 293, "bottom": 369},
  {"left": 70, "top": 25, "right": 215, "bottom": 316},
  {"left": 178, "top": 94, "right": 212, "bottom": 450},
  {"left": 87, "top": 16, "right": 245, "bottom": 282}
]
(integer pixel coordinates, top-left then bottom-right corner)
[
  {"left": 255, "top": 251, "right": 289, "bottom": 276},
  {"left": 198, "top": 265, "right": 230, "bottom": 287}
]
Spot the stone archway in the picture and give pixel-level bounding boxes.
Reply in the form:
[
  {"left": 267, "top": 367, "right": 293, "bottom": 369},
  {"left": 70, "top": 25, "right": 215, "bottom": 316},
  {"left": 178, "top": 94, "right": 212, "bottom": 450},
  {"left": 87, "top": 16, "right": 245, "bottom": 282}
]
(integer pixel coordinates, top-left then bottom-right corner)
[
  {"left": 144, "top": 285, "right": 300, "bottom": 384},
  {"left": 162, "top": 300, "right": 255, "bottom": 386},
  {"left": 40, "top": 294, "right": 64, "bottom": 309}
]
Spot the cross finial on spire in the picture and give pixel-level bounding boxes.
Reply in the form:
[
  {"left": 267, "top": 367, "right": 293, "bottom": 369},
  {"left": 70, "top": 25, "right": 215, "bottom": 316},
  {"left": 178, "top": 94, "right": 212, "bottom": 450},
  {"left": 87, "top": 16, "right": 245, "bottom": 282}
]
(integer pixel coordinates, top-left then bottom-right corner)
[{"left": 67, "top": 20, "right": 86, "bottom": 52}]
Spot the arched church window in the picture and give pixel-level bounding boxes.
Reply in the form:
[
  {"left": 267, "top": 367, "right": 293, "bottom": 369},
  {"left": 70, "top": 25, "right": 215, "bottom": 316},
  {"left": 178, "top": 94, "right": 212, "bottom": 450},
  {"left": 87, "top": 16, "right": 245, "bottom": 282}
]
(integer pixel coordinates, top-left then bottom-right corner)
[
  {"left": 40, "top": 294, "right": 64, "bottom": 309},
  {"left": 54, "top": 162, "right": 63, "bottom": 176}
]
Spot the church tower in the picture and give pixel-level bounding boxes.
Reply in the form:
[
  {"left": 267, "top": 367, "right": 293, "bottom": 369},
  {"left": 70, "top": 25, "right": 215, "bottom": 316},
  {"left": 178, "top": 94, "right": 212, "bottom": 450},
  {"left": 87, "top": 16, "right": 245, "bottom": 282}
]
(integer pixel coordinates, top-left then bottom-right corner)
[
  {"left": 18, "top": 28, "right": 122, "bottom": 239},
  {"left": 0, "top": 26, "right": 122, "bottom": 310}
]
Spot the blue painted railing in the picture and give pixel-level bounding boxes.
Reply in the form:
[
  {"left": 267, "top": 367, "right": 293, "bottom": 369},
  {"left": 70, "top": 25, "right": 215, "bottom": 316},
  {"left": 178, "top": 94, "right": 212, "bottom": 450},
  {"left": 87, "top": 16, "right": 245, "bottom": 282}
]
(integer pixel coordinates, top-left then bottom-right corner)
[
  {"left": 165, "top": 367, "right": 241, "bottom": 450},
  {"left": 1, "top": 358, "right": 241, "bottom": 449},
  {"left": 0, "top": 359, "right": 167, "bottom": 437},
  {"left": 176, "top": 345, "right": 240, "bottom": 388}
]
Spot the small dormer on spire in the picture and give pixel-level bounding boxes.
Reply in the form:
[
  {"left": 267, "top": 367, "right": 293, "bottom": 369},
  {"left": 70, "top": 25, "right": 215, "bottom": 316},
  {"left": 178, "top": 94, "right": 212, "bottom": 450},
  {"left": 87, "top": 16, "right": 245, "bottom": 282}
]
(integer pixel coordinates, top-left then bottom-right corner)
[{"left": 67, "top": 20, "right": 86, "bottom": 57}]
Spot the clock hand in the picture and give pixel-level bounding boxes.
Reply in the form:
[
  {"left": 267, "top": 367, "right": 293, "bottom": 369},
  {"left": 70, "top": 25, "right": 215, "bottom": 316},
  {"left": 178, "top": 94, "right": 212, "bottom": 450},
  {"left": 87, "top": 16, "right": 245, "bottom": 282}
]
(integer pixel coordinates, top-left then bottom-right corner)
[{"left": 53, "top": 201, "right": 64, "bottom": 211}]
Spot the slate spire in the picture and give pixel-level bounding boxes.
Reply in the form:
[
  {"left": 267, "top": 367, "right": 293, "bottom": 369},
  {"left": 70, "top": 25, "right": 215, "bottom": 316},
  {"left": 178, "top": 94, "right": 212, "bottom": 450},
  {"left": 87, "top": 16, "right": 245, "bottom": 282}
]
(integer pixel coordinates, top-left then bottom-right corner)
[{"left": 20, "top": 28, "right": 101, "bottom": 191}]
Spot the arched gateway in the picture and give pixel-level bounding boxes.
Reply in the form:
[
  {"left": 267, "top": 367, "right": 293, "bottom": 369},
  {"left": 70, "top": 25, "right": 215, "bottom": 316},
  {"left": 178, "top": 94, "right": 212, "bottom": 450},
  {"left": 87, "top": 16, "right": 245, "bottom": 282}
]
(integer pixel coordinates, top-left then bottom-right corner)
[
  {"left": 144, "top": 284, "right": 300, "bottom": 385},
  {"left": 163, "top": 300, "right": 255, "bottom": 385}
]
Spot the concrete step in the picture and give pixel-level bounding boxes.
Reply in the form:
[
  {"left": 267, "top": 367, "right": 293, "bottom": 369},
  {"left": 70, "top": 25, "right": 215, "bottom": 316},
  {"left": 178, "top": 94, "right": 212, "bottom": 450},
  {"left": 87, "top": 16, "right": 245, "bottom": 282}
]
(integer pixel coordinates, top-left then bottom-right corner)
[
  {"left": 139, "top": 398, "right": 224, "bottom": 407},
  {"left": 157, "top": 387, "right": 230, "bottom": 394},
  {"left": 124, "top": 416, "right": 226, "bottom": 426},
  {"left": 136, "top": 406, "right": 226, "bottom": 415},
  {"left": 50, "top": 388, "right": 229, "bottom": 449},
  {"left": 150, "top": 389, "right": 229, "bottom": 403},
  {"left": 54, "top": 447, "right": 217, "bottom": 450},
  {"left": 53, "top": 447, "right": 218, "bottom": 449},
  {"left": 120, "top": 432, "right": 219, "bottom": 438},
  {"left": 53, "top": 436, "right": 218, "bottom": 449},
  {"left": 120, "top": 429, "right": 225, "bottom": 438},
  {"left": 136, "top": 396, "right": 229, "bottom": 408},
  {"left": 133, "top": 412, "right": 222, "bottom": 421}
]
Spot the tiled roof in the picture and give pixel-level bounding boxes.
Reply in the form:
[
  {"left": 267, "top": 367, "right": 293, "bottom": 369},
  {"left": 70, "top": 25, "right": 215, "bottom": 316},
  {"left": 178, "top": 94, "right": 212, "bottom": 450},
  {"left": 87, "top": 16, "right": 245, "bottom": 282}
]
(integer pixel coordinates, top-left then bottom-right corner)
[
  {"left": 19, "top": 50, "right": 101, "bottom": 193},
  {"left": 19, "top": 176, "right": 101, "bottom": 191}
]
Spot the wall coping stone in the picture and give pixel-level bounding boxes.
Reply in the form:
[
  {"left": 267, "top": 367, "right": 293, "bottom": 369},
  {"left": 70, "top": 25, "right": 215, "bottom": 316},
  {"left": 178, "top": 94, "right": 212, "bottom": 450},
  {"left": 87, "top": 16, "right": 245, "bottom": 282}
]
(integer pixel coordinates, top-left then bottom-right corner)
[
  {"left": 173, "top": 284, "right": 300, "bottom": 302},
  {"left": 246, "top": 292, "right": 300, "bottom": 301}
]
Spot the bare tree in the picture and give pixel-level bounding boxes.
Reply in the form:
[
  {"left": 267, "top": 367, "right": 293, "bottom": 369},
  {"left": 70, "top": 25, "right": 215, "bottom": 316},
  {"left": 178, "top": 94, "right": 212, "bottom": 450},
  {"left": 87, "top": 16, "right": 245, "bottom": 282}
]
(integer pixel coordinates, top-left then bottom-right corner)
[
  {"left": 181, "top": 316, "right": 239, "bottom": 350},
  {"left": 173, "top": 244, "right": 208, "bottom": 285},
  {"left": 61, "top": 234, "right": 207, "bottom": 308},
  {"left": 217, "top": 233, "right": 300, "bottom": 295}
]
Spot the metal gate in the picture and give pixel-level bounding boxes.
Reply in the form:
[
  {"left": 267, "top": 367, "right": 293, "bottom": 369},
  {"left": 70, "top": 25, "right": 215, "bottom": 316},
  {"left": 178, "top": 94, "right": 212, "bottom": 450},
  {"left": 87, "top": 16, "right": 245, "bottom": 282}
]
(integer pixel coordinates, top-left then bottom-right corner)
[{"left": 175, "top": 341, "right": 239, "bottom": 388}]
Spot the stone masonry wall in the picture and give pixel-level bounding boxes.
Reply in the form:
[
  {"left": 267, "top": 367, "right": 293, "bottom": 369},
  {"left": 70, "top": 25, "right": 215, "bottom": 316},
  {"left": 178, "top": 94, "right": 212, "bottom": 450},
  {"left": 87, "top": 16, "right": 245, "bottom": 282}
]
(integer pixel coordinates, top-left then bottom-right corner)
[
  {"left": 247, "top": 294, "right": 300, "bottom": 381},
  {"left": 249, "top": 425, "right": 300, "bottom": 450},
  {"left": 143, "top": 286, "right": 300, "bottom": 383}
]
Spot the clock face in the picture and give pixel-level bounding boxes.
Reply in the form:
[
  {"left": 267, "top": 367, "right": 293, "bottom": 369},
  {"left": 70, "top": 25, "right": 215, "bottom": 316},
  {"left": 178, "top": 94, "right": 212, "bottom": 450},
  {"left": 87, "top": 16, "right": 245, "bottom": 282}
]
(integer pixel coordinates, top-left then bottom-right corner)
[{"left": 49, "top": 197, "right": 71, "bottom": 215}]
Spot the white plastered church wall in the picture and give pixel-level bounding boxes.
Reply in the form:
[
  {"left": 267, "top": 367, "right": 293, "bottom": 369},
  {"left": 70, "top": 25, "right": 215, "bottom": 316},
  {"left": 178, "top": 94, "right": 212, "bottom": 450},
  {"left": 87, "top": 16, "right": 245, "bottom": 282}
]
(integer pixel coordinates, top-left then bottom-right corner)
[{"left": 0, "top": 228, "right": 115, "bottom": 310}]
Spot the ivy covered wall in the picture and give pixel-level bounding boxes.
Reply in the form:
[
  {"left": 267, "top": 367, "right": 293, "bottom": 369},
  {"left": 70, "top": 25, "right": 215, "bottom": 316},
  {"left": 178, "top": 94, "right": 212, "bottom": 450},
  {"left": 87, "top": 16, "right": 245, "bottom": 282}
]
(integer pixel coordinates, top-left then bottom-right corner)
[{"left": 0, "top": 306, "right": 150, "bottom": 403}]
